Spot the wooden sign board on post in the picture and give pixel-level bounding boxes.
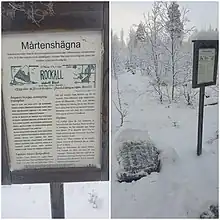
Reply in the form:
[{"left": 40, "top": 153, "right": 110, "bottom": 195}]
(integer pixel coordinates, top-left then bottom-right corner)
[
  {"left": 1, "top": 2, "right": 109, "bottom": 218},
  {"left": 192, "top": 38, "right": 218, "bottom": 156}
]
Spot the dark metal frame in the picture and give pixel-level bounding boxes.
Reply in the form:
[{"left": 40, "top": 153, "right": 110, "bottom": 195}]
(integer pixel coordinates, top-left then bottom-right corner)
[
  {"left": 1, "top": 2, "right": 109, "bottom": 185},
  {"left": 192, "top": 40, "right": 219, "bottom": 88}
]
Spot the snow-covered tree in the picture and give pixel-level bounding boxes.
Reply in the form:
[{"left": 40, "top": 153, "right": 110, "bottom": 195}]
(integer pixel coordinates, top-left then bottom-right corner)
[
  {"left": 113, "top": 76, "right": 128, "bottom": 127},
  {"left": 166, "top": 2, "right": 184, "bottom": 40},
  {"left": 165, "top": 1, "right": 184, "bottom": 100},
  {"left": 111, "top": 30, "right": 128, "bottom": 126},
  {"left": 2, "top": 2, "right": 55, "bottom": 29},
  {"left": 111, "top": 30, "right": 121, "bottom": 79},
  {"left": 120, "top": 28, "right": 126, "bottom": 49},
  {"left": 136, "top": 22, "right": 147, "bottom": 42},
  {"left": 135, "top": 2, "right": 166, "bottom": 103},
  {"left": 126, "top": 27, "right": 138, "bottom": 74},
  {"left": 120, "top": 1, "right": 198, "bottom": 106},
  {"left": 153, "top": 1, "right": 195, "bottom": 103},
  {"left": 134, "top": 22, "right": 151, "bottom": 75}
]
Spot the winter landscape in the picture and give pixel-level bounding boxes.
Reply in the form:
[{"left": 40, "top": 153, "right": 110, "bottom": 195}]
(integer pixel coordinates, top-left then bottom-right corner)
[
  {"left": 111, "top": 1, "right": 218, "bottom": 218},
  {"left": 2, "top": 182, "right": 109, "bottom": 218}
]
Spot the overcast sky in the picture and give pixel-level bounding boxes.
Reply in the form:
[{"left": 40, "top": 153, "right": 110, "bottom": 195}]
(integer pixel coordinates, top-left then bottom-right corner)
[{"left": 111, "top": 1, "right": 219, "bottom": 42}]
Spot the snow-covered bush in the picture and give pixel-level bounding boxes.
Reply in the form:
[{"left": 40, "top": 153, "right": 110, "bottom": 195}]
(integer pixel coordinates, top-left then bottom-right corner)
[
  {"left": 200, "top": 204, "right": 218, "bottom": 219},
  {"left": 116, "top": 140, "right": 161, "bottom": 183},
  {"left": 207, "top": 130, "right": 219, "bottom": 144}
]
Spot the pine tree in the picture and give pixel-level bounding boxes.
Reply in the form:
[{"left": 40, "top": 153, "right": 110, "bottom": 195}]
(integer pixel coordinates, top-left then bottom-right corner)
[
  {"left": 127, "top": 28, "right": 138, "bottom": 74},
  {"left": 166, "top": 1, "right": 184, "bottom": 100},
  {"left": 111, "top": 30, "right": 121, "bottom": 79},
  {"left": 136, "top": 22, "right": 146, "bottom": 42},
  {"left": 166, "top": 1, "right": 183, "bottom": 40},
  {"left": 120, "top": 28, "right": 125, "bottom": 49}
]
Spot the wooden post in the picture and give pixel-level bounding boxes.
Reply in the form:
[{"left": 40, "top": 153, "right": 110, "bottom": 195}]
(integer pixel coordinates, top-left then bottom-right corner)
[
  {"left": 50, "top": 182, "right": 65, "bottom": 219},
  {"left": 197, "top": 86, "right": 205, "bottom": 156}
]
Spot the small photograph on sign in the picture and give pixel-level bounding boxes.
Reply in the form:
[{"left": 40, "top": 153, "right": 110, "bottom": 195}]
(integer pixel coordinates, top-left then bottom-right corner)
[
  {"left": 10, "top": 65, "right": 39, "bottom": 86},
  {"left": 72, "top": 64, "right": 96, "bottom": 87}
]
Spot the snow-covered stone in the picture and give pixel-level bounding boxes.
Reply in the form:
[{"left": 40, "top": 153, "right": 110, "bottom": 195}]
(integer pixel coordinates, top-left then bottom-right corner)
[{"left": 116, "top": 138, "right": 160, "bottom": 183}]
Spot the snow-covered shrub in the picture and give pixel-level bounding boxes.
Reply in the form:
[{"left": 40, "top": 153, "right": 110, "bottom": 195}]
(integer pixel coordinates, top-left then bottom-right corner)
[
  {"left": 125, "top": 61, "right": 136, "bottom": 75},
  {"left": 116, "top": 140, "right": 161, "bottom": 183},
  {"left": 182, "top": 83, "right": 198, "bottom": 106},
  {"left": 200, "top": 205, "right": 218, "bottom": 219},
  {"left": 207, "top": 130, "right": 219, "bottom": 144}
]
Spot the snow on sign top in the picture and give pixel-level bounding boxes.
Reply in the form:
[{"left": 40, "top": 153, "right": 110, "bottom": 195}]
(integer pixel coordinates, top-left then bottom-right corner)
[{"left": 193, "top": 31, "right": 219, "bottom": 41}]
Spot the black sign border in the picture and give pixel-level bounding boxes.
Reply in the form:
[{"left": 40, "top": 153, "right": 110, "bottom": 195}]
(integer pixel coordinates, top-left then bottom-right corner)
[
  {"left": 1, "top": 2, "right": 109, "bottom": 185},
  {"left": 192, "top": 40, "right": 219, "bottom": 88}
]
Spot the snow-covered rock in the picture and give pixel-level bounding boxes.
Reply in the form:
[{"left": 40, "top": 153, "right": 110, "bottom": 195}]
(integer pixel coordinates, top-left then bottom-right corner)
[{"left": 114, "top": 129, "right": 161, "bottom": 182}]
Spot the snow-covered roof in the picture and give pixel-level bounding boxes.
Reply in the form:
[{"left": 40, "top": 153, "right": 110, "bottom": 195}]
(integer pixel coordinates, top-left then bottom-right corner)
[{"left": 192, "top": 31, "right": 219, "bottom": 41}]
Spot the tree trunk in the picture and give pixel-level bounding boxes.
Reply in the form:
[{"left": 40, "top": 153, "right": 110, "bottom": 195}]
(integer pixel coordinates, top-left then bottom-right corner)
[
  {"left": 112, "top": 55, "right": 117, "bottom": 79},
  {"left": 160, "top": 93, "right": 163, "bottom": 104},
  {"left": 120, "top": 112, "right": 124, "bottom": 127},
  {"left": 171, "top": 35, "right": 175, "bottom": 101}
]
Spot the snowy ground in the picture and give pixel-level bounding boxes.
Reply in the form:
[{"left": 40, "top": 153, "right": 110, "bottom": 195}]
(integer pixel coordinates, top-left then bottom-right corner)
[
  {"left": 111, "top": 72, "right": 218, "bottom": 218},
  {"left": 1, "top": 182, "right": 109, "bottom": 219}
]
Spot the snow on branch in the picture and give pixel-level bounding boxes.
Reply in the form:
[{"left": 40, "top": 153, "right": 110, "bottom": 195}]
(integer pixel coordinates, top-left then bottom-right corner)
[{"left": 2, "top": 2, "right": 55, "bottom": 27}]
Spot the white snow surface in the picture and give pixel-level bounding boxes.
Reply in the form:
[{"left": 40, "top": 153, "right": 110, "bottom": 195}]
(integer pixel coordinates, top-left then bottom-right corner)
[
  {"left": 111, "top": 73, "right": 218, "bottom": 218},
  {"left": 1, "top": 182, "right": 109, "bottom": 219}
]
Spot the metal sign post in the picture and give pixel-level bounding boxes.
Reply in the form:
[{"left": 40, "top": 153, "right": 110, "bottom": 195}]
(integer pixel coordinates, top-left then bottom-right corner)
[
  {"left": 50, "top": 183, "right": 65, "bottom": 219},
  {"left": 197, "top": 86, "right": 205, "bottom": 156},
  {"left": 192, "top": 39, "right": 219, "bottom": 156}
]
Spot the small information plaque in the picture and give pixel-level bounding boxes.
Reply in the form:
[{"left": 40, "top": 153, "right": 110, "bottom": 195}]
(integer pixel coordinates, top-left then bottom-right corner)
[
  {"left": 197, "top": 48, "right": 215, "bottom": 84},
  {"left": 192, "top": 40, "right": 218, "bottom": 88}
]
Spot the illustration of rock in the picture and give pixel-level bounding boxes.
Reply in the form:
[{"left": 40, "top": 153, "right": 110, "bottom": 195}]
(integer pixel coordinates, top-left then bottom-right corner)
[
  {"left": 10, "top": 65, "right": 38, "bottom": 85},
  {"left": 14, "top": 69, "right": 31, "bottom": 83}
]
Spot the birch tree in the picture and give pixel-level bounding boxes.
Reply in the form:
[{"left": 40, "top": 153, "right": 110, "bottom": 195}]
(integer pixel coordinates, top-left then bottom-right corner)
[
  {"left": 136, "top": 2, "right": 165, "bottom": 103},
  {"left": 160, "top": 1, "right": 195, "bottom": 101},
  {"left": 165, "top": 1, "right": 183, "bottom": 100}
]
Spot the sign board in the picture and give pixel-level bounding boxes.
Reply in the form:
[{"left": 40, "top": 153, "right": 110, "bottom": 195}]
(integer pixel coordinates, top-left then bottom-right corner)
[
  {"left": 1, "top": 2, "right": 109, "bottom": 185},
  {"left": 192, "top": 40, "right": 218, "bottom": 88},
  {"left": 192, "top": 39, "right": 218, "bottom": 156},
  {"left": 2, "top": 31, "right": 102, "bottom": 171}
]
